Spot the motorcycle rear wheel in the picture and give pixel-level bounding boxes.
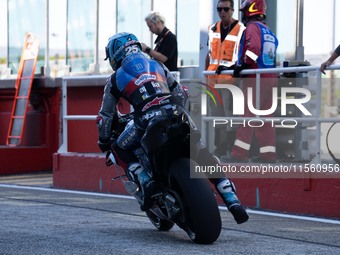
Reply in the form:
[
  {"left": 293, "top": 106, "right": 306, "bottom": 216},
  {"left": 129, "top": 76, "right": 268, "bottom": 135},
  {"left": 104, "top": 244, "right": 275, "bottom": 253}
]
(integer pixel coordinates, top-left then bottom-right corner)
[{"left": 169, "top": 158, "right": 222, "bottom": 244}]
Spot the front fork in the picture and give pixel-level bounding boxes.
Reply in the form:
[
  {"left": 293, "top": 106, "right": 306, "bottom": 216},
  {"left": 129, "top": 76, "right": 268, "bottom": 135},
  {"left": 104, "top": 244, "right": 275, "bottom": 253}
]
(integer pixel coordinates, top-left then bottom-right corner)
[{"left": 134, "top": 147, "right": 153, "bottom": 178}]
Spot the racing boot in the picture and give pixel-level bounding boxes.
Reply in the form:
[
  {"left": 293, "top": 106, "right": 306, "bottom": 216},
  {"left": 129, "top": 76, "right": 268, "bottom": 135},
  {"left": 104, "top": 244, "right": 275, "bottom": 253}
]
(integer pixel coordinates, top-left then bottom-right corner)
[
  {"left": 215, "top": 178, "right": 249, "bottom": 224},
  {"left": 128, "top": 163, "right": 156, "bottom": 211}
]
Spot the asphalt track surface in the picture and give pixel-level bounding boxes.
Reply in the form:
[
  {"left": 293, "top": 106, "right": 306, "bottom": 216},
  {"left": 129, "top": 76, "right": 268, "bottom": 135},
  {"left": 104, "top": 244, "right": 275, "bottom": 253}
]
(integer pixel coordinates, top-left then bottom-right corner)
[{"left": 0, "top": 176, "right": 339, "bottom": 255}]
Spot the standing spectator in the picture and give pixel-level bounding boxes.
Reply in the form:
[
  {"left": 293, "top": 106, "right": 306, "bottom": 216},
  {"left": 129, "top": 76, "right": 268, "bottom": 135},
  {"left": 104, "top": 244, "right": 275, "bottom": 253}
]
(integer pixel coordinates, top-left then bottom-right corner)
[
  {"left": 224, "top": 0, "right": 279, "bottom": 163},
  {"left": 320, "top": 44, "right": 340, "bottom": 74},
  {"left": 141, "top": 11, "right": 178, "bottom": 71},
  {"left": 205, "top": 0, "right": 245, "bottom": 158}
]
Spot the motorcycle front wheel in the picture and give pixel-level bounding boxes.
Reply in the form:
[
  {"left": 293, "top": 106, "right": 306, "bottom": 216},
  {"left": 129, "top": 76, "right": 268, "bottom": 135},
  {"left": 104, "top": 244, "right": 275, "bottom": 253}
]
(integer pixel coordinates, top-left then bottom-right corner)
[{"left": 169, "top": 158, "right": 222, "bottom": 244}]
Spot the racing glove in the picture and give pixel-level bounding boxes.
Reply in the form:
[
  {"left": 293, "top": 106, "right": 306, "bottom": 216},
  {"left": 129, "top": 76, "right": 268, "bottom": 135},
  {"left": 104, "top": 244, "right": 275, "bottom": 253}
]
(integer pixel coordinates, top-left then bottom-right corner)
[{"left": 98, "top": 138, "right": 113, "bottom": 153}]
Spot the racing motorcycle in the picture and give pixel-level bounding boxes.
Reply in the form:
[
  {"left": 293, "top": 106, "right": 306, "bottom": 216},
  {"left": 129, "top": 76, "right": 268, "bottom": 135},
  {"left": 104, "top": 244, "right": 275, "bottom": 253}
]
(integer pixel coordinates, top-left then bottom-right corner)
[{"left": 107, "top": 111, "right": 222, "bottom": 244}]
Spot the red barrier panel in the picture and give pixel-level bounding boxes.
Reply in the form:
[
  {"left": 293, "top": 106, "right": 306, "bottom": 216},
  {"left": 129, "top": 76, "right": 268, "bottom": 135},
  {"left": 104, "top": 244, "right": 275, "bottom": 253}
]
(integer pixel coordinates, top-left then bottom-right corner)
[
  {"left": 53, "top": 153, "right": 340, "bottom": 219},
  {"left": 53, "top": 153, "right": 128, "bottom": 195}
]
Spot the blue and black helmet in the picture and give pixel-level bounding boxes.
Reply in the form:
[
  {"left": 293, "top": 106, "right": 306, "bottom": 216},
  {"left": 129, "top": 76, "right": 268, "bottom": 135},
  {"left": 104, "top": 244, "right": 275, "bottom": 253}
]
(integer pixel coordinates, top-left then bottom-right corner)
[{"left": 104, "top": 32, "right": 142, "bottom": 71}]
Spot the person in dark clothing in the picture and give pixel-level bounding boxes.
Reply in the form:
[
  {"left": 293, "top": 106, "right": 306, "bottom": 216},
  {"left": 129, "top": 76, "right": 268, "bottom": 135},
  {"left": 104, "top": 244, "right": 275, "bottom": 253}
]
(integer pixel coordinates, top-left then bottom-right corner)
[{"left": 141, "top": 11, "right": 178, "bottom": 71}]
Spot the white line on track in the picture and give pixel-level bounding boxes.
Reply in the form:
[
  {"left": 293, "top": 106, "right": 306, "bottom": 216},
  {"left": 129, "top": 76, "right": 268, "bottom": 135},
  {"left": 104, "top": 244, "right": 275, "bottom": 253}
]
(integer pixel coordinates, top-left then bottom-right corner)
[{"left": 1, "top": 183, "right": 339, "bottom": 225}]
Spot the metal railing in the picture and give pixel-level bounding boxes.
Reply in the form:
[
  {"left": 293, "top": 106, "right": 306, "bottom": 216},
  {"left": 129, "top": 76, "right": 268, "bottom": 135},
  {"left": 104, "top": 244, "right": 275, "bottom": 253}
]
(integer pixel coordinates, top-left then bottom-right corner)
[
  {"left": 57, "top": 72, "right": 181, "bottom": 153},
  {"left": 58, "top": 65, "right": 340, "bottom": 164},
  {"left": 202, "top": 64, "right": 340, "bottom": 163},
  {"left": 58, "top": 75, "right": 108, "bottom": 153}
]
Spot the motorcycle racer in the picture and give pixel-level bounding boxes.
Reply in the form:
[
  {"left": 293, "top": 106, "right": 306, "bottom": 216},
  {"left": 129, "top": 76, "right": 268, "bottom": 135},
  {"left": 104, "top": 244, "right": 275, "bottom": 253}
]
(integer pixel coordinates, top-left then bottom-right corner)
[
  {"left": 96, "top": 32, "right": 248, "bottom": 224},
  {"left": 97, "top": 32, "right": 186, "bottom": 211}
]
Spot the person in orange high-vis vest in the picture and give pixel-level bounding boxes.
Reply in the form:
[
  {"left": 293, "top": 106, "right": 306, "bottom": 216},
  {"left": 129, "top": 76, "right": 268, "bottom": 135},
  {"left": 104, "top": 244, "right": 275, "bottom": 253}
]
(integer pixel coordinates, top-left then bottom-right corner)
[
  {"left": 202, "top": 0, "right": 249, "bottom": 225},
  {"left": 205, "top": 0, "right": 245, "bottom": 158}
]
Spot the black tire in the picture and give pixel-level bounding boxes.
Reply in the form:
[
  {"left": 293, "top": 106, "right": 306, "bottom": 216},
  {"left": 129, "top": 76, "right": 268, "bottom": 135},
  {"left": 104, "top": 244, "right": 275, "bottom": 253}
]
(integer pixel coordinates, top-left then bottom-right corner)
[
  {"left": 146, "top": 210, "right": 175, "bottom": 231},
  {"left": 169, "top": 158, "right": 221, "bottom": 244}
]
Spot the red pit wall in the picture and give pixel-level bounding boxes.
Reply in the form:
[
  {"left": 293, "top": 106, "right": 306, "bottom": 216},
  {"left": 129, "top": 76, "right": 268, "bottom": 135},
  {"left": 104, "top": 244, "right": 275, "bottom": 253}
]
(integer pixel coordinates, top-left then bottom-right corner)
[
  {"left": 234, "top": 178, "right": 340, "bottom": 219},
  {"left": 0, "top": 86, "right": 60, "bottom": 175},
  {"left": 53, "top": 153, "right": 340, "bottom": 219},
  {"left": 53, "top": 153, "right": 127, "bottom": 194}
]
